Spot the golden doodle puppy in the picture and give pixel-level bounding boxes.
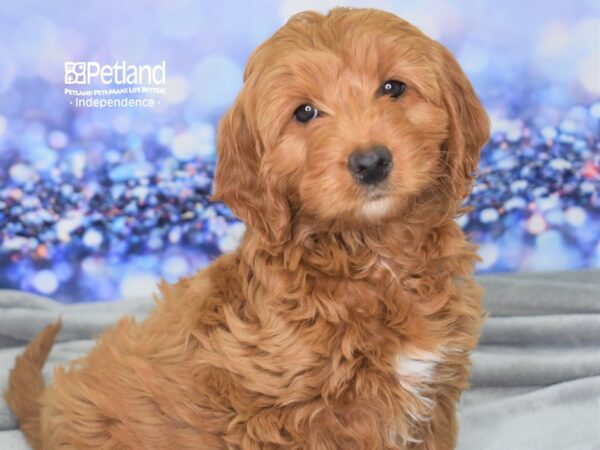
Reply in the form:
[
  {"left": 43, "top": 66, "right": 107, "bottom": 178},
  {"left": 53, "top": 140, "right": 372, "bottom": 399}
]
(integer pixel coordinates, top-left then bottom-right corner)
[{"left": 6, "top": 8, "right": 489, "bottom": 450}]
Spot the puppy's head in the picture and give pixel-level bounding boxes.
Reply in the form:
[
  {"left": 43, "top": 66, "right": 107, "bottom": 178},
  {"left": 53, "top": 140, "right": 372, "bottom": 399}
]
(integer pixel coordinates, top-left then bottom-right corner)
[{"left": 212, "top": 8, "right": 489, "bottom": 244}]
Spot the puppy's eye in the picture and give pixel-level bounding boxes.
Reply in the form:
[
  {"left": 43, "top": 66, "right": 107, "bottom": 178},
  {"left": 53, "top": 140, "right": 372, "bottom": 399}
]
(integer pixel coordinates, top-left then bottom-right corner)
[
  {"left": 380, "top": 80, "right": 406, "bottom": 98},
  {"left": 294, "top": 104, "right": 319, "bottom": 123}
]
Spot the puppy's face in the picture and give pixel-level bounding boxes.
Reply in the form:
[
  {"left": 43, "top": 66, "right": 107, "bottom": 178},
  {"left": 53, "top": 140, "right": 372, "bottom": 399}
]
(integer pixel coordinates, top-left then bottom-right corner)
[
  {"left": 257, "top": 27, "right": 448, "bottom": 224},
  {"left": 213, "top": 9, "right": 489, "bottom": 242}
]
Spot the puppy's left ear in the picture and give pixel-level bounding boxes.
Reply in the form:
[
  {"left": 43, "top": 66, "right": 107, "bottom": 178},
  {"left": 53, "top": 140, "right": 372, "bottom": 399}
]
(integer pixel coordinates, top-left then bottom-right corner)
[{"left": 437, "top": 45, "right": 490, "bottom": 200}]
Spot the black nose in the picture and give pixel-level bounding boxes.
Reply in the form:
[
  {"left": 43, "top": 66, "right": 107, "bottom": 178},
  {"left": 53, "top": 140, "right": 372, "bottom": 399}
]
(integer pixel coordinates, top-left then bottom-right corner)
[{"left": 348, "top": 146, "right": 393, "bottom": 185}]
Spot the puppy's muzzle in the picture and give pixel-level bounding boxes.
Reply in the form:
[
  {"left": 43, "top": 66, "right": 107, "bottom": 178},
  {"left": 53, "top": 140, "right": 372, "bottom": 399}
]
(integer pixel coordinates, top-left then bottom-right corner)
[{"left": 348, "top": 146, "right": 393, "bottom": 185}]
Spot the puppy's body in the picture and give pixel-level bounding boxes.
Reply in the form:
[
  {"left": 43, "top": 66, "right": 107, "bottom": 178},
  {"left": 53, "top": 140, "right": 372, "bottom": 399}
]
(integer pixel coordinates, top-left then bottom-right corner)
[{"left": 6, "top": 8, "right": 488, "bottom": 450}]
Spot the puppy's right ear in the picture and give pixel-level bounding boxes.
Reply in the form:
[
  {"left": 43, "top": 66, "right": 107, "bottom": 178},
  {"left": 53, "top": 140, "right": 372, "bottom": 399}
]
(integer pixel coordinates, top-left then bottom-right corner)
[
  {"left": 212, "top": 93, "right": 256, "bottom": 205},
  {"left": 211, "top": 92, "right": 290, "bottom": 246}
]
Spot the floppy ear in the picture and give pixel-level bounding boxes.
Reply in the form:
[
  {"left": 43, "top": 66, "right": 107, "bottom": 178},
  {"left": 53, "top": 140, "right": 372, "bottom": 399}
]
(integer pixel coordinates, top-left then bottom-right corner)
[
  {"left": 211, "top": 92, "right": 291, "bottom": 246},
  {"left": 437, "top": 45, "right": 490, "bottom": 200}
]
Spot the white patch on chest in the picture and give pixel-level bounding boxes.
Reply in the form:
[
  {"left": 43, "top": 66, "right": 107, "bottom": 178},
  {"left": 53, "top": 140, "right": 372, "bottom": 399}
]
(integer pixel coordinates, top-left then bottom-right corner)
[
  {"left": 394, "top": 348, "right": 444, "bottom": 422},
  {"left": 396, "top": 349, "right": 441, "bottom": 381}
]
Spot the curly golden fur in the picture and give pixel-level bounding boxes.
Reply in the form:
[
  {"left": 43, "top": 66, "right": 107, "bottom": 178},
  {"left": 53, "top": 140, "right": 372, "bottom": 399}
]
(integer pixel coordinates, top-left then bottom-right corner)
[{"left": 5, "top": 8, "right": 489, "bottom": 450}]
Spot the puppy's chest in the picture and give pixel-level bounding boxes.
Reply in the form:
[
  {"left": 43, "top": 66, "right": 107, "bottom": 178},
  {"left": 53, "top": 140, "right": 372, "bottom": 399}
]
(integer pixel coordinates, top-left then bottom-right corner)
[
  {"left": 392, "top": 346, "right": 445, "bottom": 420},
  {"left": 333, "top": 278, "right": 446, "bottom": 421}
]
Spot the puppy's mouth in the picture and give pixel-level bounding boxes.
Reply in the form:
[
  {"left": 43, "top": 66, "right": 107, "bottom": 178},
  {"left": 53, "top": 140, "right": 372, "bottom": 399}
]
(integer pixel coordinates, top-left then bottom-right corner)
[
  {"left": 359, "top": 194, "right": 395, "bottom": 220},
  {"left": 364, "top": 185, "right": 389, "bottom": 201}
]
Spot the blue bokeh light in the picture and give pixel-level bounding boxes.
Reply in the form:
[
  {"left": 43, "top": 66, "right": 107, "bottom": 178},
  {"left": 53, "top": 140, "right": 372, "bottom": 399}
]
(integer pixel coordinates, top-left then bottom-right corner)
[{"left": 0, "top": 0, "right": 598, "bottom": 302}]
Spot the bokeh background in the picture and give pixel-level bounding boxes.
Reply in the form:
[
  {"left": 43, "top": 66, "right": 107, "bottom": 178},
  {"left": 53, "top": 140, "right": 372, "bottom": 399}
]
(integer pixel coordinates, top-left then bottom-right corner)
[{"left": 0, "top": 0, "right": 598, "bottom": 303}]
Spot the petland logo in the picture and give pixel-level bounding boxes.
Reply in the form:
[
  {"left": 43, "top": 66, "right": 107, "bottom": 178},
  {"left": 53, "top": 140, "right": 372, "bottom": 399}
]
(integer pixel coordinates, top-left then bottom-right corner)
[
  {"left": 63, "top": 61, "right": 167, "bottom": 108},
  {"left": 64, "top": 61, "right": 166, "bottom": 85}
]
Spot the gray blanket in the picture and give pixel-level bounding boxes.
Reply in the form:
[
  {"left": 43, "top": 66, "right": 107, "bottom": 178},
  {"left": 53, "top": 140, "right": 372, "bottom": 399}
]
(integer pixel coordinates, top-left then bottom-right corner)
[{"left": 1, "top": 270, "right": 599, "bottom": 449}]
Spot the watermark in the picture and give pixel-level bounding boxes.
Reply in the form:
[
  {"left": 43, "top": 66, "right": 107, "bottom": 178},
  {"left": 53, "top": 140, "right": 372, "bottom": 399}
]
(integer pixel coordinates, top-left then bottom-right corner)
[
  {"left": 65, "top": 61, "right": 166, "bottom": 85},
  {"left": 64, "top": 61, "right": 167, "bottom": 108}
]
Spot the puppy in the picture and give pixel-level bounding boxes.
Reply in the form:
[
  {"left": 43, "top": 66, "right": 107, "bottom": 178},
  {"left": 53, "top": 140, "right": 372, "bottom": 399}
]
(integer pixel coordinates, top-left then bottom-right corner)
[{"left": 5, "top": 8, "right": 489, "bottom": 450}]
